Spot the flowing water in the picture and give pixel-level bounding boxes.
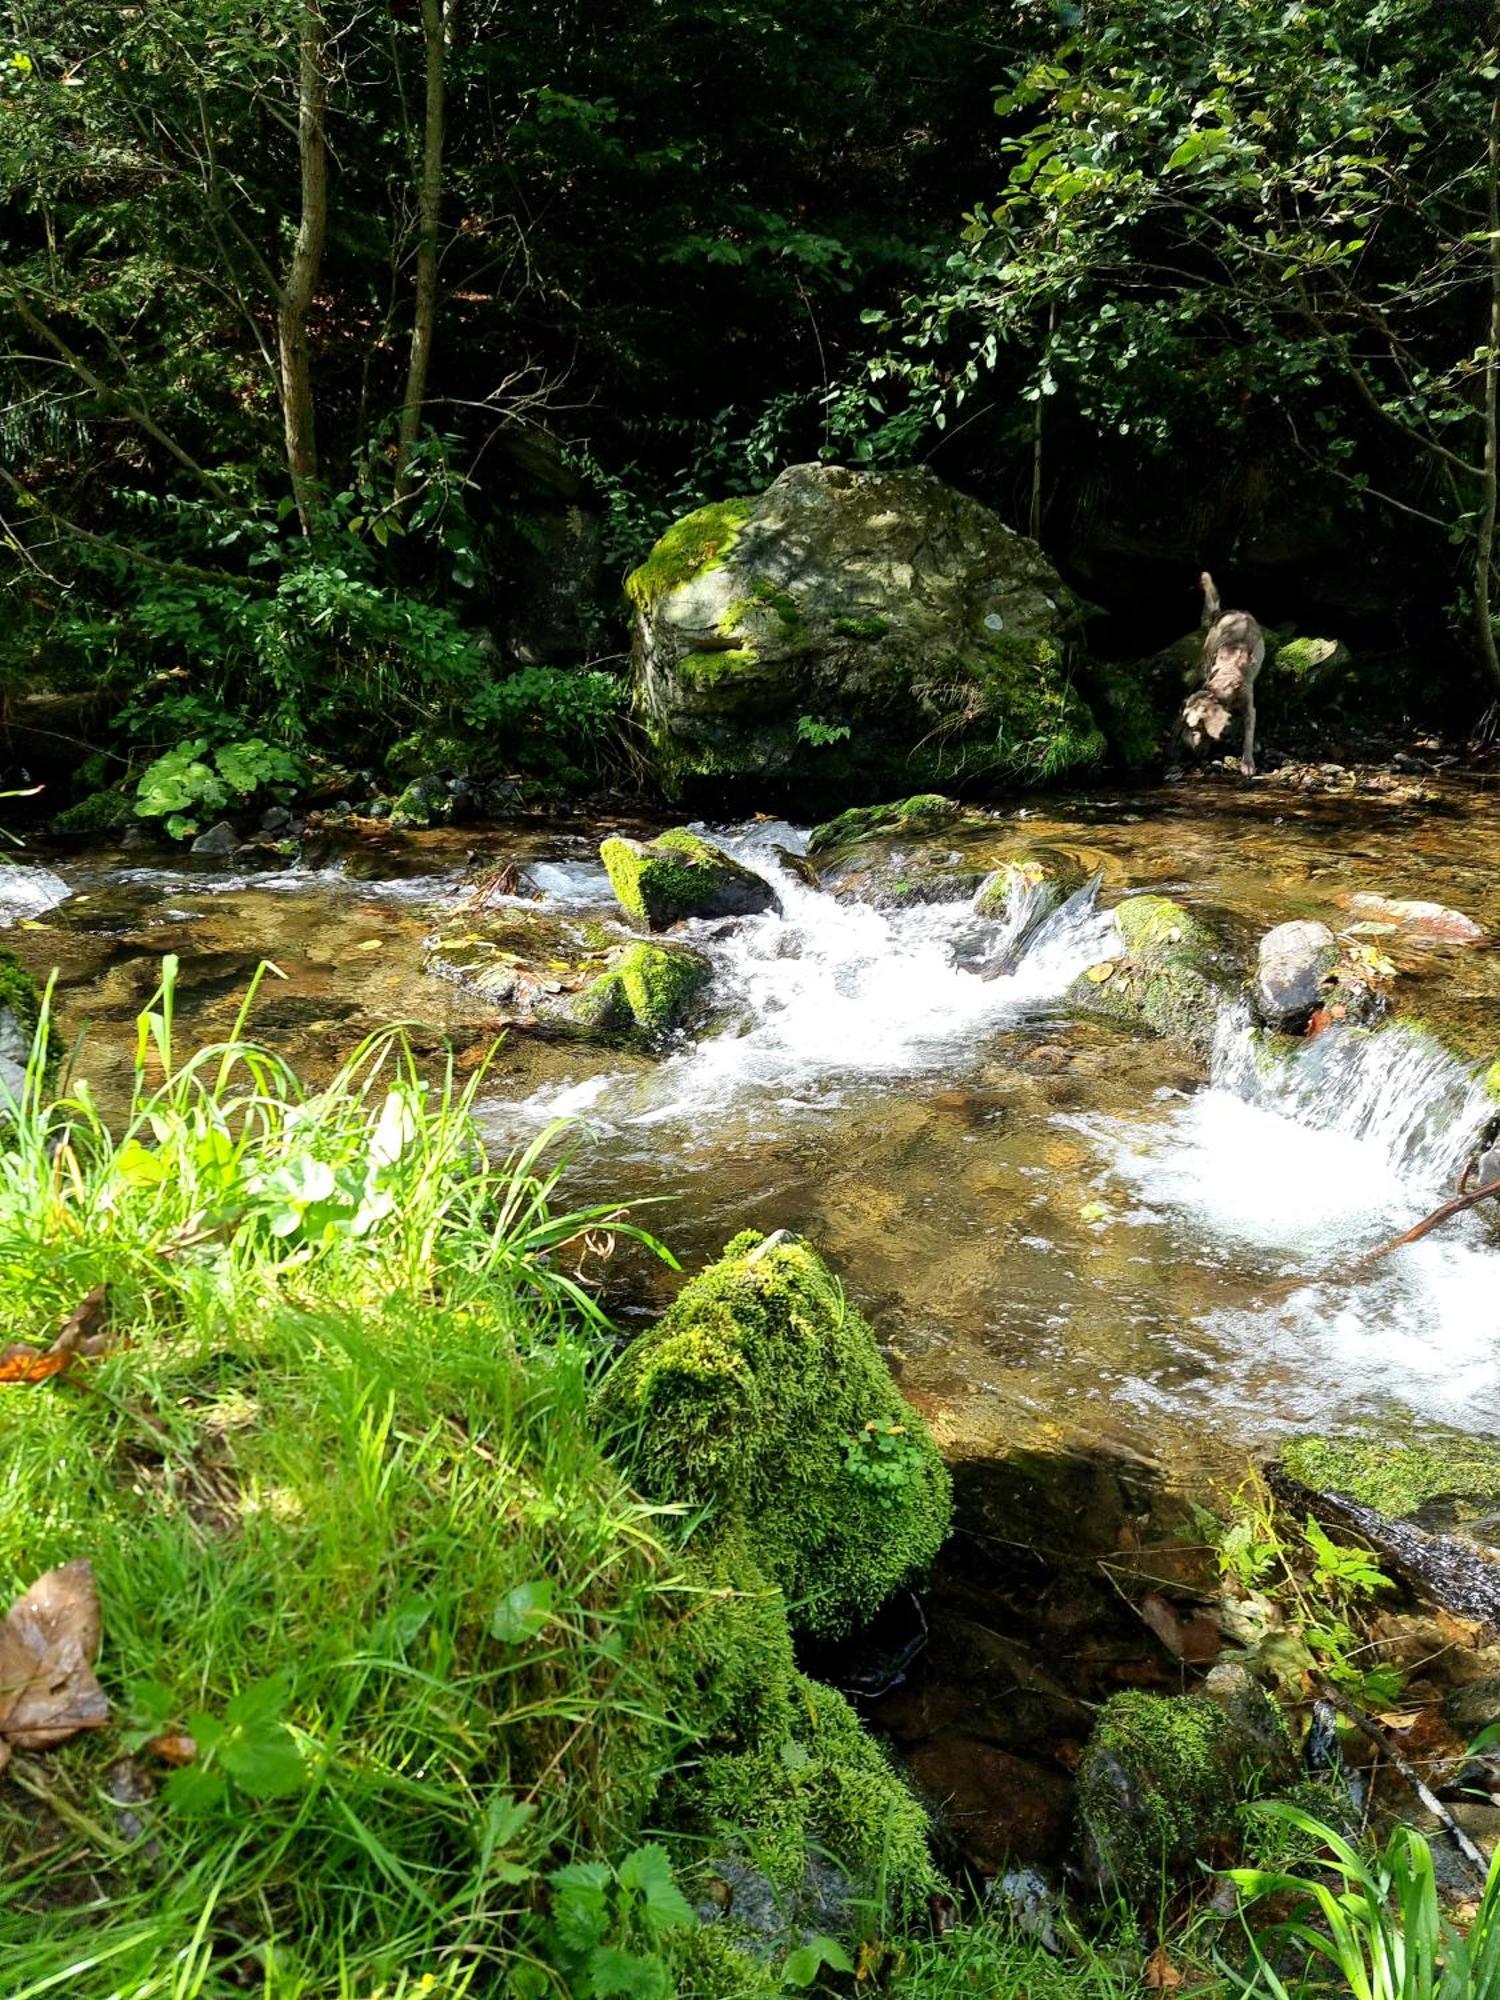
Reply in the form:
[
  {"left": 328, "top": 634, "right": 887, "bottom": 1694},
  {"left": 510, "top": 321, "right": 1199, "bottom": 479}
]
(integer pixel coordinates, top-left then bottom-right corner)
[{"left": 10, "top": 775, "right": 1500, "bottom": 1479}]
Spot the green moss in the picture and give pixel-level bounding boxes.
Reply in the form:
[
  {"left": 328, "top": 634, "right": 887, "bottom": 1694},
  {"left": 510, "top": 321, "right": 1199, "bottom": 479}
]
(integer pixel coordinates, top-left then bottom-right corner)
[
  {"left": 1088, "top": 661, "right": 1165, "bottom": 771},
  {"left": 965, "top": 635, "right": 1109, "bottom": 784},
  {"left": 682, "top": 1672, "right": 942, "bottom": 1927},
  {"left": 1077, "top": 1690, "right": 1242, "bottom": 1898},
  {"left": 807, "top": 794, "right": 959, "bottom": 857},
  {"left": 1280, "top": 1432, "right": 1500, "bottom": 1519},
  {"left": 751, "top": 578, "right": 803, "bottom": 626},
  {"left": 1272, "top": 636, "right": 1342, "bottom": 681},
  {"left": 601, "top": 829, "right": 768, "bottom": 932},
  {"left": 596, "top": 1229, "right": 952, "bottom": 1639},
  {"left": 1070, "top": 896, "right": 1226, "bottom": 1059},
  {"left": 832, "top": 615, "right": 890, "bottom": 641},
  {"left": 0, "top": 949, "right": 46, "bottom": 1065},
  {"left": 625, "top": 497, "right": 756, "bottom": 613},
  {"left": 972, "top": 852, "right": 1084, "bottom": 921},
  {"left": 384, "top": 730, "right": 476, "bottom": 782},
  {"left": 573, "top": 941, "right": 709, "bottom": 1041},
  {"left": 390, "top": 777, "right": 452, "bottom": 829},
  {"left": 1114, "top": 894, "right": 1215, "bottom": 962},
  {"left": 677, "top": 645, "right": 760, "bottom": 689},
  {"left": 1485, "top": 1059, "right": 1500, "bottom": 1101},
  {"left": 50, "top": 788, "right": 134, "bottom": 835},
  {"left": 673, "top": 1926, "right": 781, "bottom": 2000}
]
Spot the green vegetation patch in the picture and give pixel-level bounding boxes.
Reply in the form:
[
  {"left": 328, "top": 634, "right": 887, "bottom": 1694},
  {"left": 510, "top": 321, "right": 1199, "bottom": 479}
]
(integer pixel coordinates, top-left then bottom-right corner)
[
  {"left": 573, "top": 941, "right": 710, "bottom": 1040},
  {"left": 675, "top": 644, "right": 760, "bottom": 689},
  {"left": 625, "top": 497, "right": 756, "bottom": 613},
  {"left": 1070, "top": 894, "right": 1227, "bottom": 1059},
  {"left": 51, "top": 788, "right": 136, "bottom": 835},
  {"left": 1280, "top": 1432, "right": 1500, "bottom": 1520},
  {"left": 596, "top": 1228, "right": 952, "bottom": 1639},
  {"left": 1077, "top": 1690, "right": 1242, "bottom": 1898}
]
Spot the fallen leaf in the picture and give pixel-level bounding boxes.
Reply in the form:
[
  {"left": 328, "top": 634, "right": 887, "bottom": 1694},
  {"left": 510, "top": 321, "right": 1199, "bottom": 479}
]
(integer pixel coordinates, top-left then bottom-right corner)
[
  {"left": 0, "top": 1560, "right": 111, "bottom": 1755},
  {"left": 1146, "top": 1945, "right": 1182, "bottom": 1991},
  {"left": 0, "top": 1348, "right": 71, "bottom": 1384},
  {"left": 1140, "top": 1590, "right": 1222, "bottom": 1665},
  {"left": 1085, "top": 960, "right": 1117, "bottom": 984},
  {"left": 1079, "top": 1200, "right": 1110, "bottom": 1224},
  {"left": 354, "top": 938, "right": 384, "bottom": 953},
  {"left": 145, "top": 1732, "right": 199, "bottom": 1767}
]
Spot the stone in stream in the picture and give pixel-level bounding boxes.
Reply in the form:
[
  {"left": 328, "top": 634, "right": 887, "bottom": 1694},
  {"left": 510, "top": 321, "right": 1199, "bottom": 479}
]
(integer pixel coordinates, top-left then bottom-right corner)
[
  {"left": 1253, "top": 919, "right": 1340, "bottom": 1033},
  {"left": 1068, "top": 893, "right": 1229, "bottom": 1061},
  {"left": 1345, "top": 892, "right": 1485, "bottom": 943},
  {"left": 422, "top": 904, "right": 710, "bottom": 1044},
  {"left": 188, "top": 820, "right": 237, "bottom": 858},
  {"left": 600, "top": 827, "right": 778, "bottom": 931},
  {"left": 0, "top": 863, "right": 70, "bottom": 926},
  {"left": 627, "top": 463, "right": 1104, "bottom": 798}
]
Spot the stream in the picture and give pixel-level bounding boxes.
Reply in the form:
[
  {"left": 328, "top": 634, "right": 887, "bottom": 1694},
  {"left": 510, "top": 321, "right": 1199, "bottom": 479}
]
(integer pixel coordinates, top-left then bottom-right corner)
[{"left": 8, "top": 777, "right": 1500, "bottom": 1484}]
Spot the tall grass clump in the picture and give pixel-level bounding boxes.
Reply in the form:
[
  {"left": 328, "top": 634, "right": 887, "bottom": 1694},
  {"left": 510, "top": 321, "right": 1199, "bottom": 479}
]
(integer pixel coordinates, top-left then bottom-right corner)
[{"left": 0, "top": 961, "right": 721, "bottom": 1998}]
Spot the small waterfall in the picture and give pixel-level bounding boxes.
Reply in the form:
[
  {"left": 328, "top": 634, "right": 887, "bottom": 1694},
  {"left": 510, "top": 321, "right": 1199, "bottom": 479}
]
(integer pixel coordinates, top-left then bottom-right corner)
[{"left": 1211, "top": 1004, "right": 1491, "bottom": 1190}]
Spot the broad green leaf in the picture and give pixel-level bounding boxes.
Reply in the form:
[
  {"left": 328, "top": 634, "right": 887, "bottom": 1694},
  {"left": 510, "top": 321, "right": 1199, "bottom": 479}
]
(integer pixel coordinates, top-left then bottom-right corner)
[{"left": 491, "top": 1577, "right": 556, "bottom": 1643}]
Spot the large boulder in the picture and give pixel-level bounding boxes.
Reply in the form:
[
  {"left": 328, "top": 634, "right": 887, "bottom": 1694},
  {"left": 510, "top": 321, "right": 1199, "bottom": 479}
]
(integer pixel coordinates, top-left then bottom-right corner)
[
  {"left": 600, "top": 828, "right": 778, "bottom": 930},
  {"left": 627, "top": 463, "right": 1104, "bottom": 797},
  {"left": 1069, "top": 894, "right": 1229, "bottom": 1060}
]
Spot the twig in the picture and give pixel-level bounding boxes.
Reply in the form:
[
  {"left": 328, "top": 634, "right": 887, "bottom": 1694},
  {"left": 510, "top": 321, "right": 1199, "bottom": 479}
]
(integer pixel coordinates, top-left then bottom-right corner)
[
  {"left": 1354, "top": 1174, "right": 1500, "bottom": 1270},
  {"left": 1311, "top": 1674, "right": 1486, "bottom": 1884}
]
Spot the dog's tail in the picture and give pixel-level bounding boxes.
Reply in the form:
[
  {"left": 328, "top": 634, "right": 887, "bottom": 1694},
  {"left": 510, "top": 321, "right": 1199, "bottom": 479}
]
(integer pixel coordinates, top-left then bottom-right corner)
[{"left": 1199, "top": 570, "right": 1221, "bottom": 628}]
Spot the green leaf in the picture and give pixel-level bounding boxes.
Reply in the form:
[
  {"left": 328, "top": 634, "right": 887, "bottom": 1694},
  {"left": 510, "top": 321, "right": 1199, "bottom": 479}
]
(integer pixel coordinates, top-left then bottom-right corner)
[
  {"left": 782, "top": 1936, "right": 854, "bottom": 1986},
  {"left": 219, "top": 1721, "right": 305, "bottom": 1798},
  {"left": 163, "top": 1763, "right": 231, "bottom": 1816},
  {"left": 587, "top": 1945, "right": 670, "bottom": 1999},
  {"left": 491, "top": 1577, "right": 556, "bottom": 1643},
  {"left": 617, "top": 1843, "right": 695, "bottom": 1935}
]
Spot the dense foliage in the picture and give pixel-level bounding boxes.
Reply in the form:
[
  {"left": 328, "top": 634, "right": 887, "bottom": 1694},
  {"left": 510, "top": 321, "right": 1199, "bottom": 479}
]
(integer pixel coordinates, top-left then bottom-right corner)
[{"left": 6, "top": 0, "right": 1500, "bottom": 802}]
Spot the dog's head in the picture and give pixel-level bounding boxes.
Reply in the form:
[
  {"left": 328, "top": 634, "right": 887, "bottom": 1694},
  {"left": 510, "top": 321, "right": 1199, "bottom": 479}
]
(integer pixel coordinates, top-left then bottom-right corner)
[{"left": 1180, "top": 690, "right": 1233, "bottom": 755}]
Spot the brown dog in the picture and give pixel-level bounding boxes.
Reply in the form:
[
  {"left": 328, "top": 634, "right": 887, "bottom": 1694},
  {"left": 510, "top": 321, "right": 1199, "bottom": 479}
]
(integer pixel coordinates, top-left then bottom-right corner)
[{"left": 1178, "top": 571, "right": 1264, "bottom": 776}]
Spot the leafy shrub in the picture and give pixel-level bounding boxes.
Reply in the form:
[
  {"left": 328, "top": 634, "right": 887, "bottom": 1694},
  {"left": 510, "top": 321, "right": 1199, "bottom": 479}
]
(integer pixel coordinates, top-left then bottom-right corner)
[{"left": 134, "top": 735, "right": 301, "bottom": 838}]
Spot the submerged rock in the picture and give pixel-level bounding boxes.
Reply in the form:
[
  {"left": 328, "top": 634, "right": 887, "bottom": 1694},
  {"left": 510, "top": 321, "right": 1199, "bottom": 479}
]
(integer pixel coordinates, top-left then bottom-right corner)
[
  {"left": 628, "top": 463, "right": 1103, "bottom": 798},
  {"left": 1069, "top": 893, "right": 1228, "bottom": 1060},
  {"left": 1345, "top": 893, "right": 1485, "bottom": 944},
  {"left": 1253, "top": 920, "right": 1340, "bottom": 1033},
  {"left": 1076, "top": 1667, "right": 1293, "bottom": 1898},
  {"left": 600, "top": 827, "right": 777, "bottom": 930}
]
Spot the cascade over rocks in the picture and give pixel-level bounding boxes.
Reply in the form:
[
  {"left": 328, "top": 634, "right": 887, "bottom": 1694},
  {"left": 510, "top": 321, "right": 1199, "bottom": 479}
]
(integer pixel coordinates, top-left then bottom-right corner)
[{"left": 627, "top": 463, "right": 1104, "bottom": 798}]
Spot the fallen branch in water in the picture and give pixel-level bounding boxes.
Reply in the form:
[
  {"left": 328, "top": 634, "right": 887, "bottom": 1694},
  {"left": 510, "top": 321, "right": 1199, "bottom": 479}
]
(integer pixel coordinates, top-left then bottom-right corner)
[
  {"left": 1311, "top": 1673, "right": 1486, "bottom": 1885},
  {"left": 1353, "top": 1172, "right": 1500, "bottom": 1271}
]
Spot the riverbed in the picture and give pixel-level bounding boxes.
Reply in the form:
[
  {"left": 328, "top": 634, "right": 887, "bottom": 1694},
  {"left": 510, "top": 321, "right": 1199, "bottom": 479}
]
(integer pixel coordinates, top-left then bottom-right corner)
[{"left": 9, "top": 773, "right": 1500, "bottom": 1484}]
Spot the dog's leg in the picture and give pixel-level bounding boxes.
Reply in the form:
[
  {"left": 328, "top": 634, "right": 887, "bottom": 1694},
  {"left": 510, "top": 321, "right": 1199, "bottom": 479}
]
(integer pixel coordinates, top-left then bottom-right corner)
[{"left": 1240, "top": 689, "right": 1257, "bottom": 777}]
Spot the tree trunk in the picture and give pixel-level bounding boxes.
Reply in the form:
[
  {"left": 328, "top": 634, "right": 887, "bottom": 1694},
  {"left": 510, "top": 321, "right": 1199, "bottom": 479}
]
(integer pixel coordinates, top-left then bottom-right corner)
[
  {"left": 278, "top": 0, "right": 330, "bottom": 535},
  {"left": 394, "top": 0, "right": 447, "bottom": 503},
  {"left": 1475, "top": 82, "right": 1500, "bottom": 695}
]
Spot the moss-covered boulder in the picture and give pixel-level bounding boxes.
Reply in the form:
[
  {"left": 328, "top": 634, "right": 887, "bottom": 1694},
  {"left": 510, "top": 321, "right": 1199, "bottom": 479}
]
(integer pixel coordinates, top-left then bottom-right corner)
[
  {"left": 628, "top": 463, "right": 1103, "bottom": 799},
  {"left": 0, "top": 949, "right": 46, "bottom": 1103},
  {"left": 806, "top": 794, "right": 961, "bottom": 856},
  {"left": 423, "top": 907, "right": 709, "bottom": 1043},
  {"left": 570, "top": 940, "right": 711, "bottom": 1040},
  {"left": 601, "top": 828, "right": 778, "bottom": 931},
  {"left": 390, "top": 775, "right": 453, "bottom": 830},
  {"left": 1068, "top": 894, "right": 1229, "bottom": 1060},
  {"left": 1077, "top": 1666, "right": 1294, "bottom": 1899},
  {"left": 597, "top": 1229, "right": 952, "bottom": 1639}
]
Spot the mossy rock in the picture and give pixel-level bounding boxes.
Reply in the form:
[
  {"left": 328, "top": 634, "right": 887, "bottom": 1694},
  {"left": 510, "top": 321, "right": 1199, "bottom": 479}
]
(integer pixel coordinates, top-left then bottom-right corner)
[
  {"left": 390, "top": 776, "right": 454, "bottom": 830},
  {"left": 1279, "top": 1432, "right": 1500, "bottom": 1522},
  {"left": 807, "top": 794, "right": 961, "bottom": 857},
  {"left": 0, "top": 948, "right": 49, "bottom": 1103},
  {"left": 629, "top": 463, "right": 1102, "bottom": 802},
  {"left": 424, "top": 907, "right": 706, "bottom": 1043},
  {"left": 384, "top": 730, "right": 481, "bottom": 783},
  {"left": 601, "top": 828, "right": 778, "bottom": 931},
  {"left": 1068, "top": 894, "right": 1229, "bottom": 1061},
  {"left": 50, "top": 788, "right": 135, "bottom": 836},
  {"left": 681, "top": 1672, "right": 943, "bottom": 1935},
  {"left": 571, "top": 940, "right": 711, "bottom": 1042},
  {"left": 597, "top": 1229, "right": 952, "bottom": 1639},
  {"left": 1077, "top": 1668, "right": 1293, "bottom": 1899}
]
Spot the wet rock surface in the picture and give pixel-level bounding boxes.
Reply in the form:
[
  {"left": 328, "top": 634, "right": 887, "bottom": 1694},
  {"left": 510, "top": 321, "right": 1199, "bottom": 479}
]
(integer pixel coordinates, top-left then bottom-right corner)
[{"left": 1253, "top": 919, "right": 1340, "bottom": 1032}]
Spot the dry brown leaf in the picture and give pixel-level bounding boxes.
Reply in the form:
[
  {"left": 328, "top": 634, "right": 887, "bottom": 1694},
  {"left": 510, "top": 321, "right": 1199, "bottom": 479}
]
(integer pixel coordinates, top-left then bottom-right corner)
[
  {"left": 0, "top": 1286, "right": 109, "bottom": 1387},
  {"left": 1140, "top": 1590, "right": 1222, "bottom": 1665},
  {"left": 145, "top": 1732, "right": 198, "bottom": 1767},
  {"left": 0, "top": 1560, "right": 111, "bottom": 1753},
  {"left": 1145, "top": 1945, "right": 1183, "bottom": 1992}
]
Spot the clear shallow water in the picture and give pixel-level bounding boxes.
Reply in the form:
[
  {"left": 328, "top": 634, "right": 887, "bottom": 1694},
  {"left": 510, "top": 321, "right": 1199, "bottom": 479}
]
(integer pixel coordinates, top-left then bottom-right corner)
[{"left": 11, "top": 779, "right": 1500, "bottom": 1474}]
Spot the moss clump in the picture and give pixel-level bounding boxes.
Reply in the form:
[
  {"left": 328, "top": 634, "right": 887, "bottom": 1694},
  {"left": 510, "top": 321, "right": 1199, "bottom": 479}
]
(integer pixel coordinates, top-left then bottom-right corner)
[
  {"left": 1088, "top": 660, "right": 1165, "bottom": 770},
  {"left": 1272, "top": 636, "right": 1343, "bottom": 681},
  {"left": 51, "top": 788, "right": 134, "bottom": 835},
  {"left": 1077, "top": 1690, "right": 1242, "bottom": 1898},
  {"left": 0, "top": 947, "right": 51, "bottom": 1084},
  {"left": 600, "top": 828, "right": 775, "bottom": 931},
  {"left": 390, "top": 777, "right": 453, "bottom": 829},
  {"left": 807, "top": 794, "right": 959, "bottom": 857},
  {"left": 572, "top": 941, "right": 709, "bottom": 1041},
  {"left": 597, "top": 1230, "right": 952, "bottom": 1640},
  {"left": 832, "top": 614, "right": 890, "bottom": 640},
  {"left": 384, "top": 730, "right": 477, "bottom": 782},
  {"left": 681, "top": 1672, "right": 942, "bottom": 1928},
  {"left": 676, "top": 645, "right": 760, "bottom": 689},
  {"left": 626, "top": 497, "right": 756, "bottom": 613},
  {"left": 966, "top": 635, "right": 1109, "bottom": 783},
  {"left": 1070, "top": 895, "right": 1226, "bottom": 1060},
  {"left": 1280, "top": 1433, "right": 1500, "bottom": 1520}
]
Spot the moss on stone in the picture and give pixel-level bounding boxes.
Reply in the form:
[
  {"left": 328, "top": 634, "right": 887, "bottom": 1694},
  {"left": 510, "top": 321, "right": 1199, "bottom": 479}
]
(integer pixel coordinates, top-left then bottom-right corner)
[
  {"left": 1272, "top": 636, "right": 1343, "bottom": 681},
  {"left": 682, "top": 1672, "right": 942, "bottom": 1927},
  {"left": 596, "top": 1229, "right": 952, "bottom": 1639},
  {"left": 625, "top": 497, "right": 756, "bottom": 613},
  {"left": 601, "top": 828, "right": 774, "bottom": 931},
  {"left": 1077, "top": 1690, "right": 1242, "bottom": 1898},
  {"left": 390, "top": 777, "right": 453, "bottom": 829},
  {"left": 1280, "top": 1433, "right": 1500, "bottom": 1520},
  {"left": 807, "top": 794, "right": 959, "bottom": 857},
  {"left": 572, "top": 941, "right": 709, "bottom": 1041},
  {"left": 51, "top": 789, "right": 134, "bottom": 835},
  {"left": 1089, "top": 660, "right": 1166, "bottom": 771},
  {"left": 0, "top": 948, "right": 54, "bottom": 1088},
  {"left": 1070, "top": 895, "right": 1226, "bottom": 1060},
  {"left": 677, "top": 646, "right": 760, "bottom": 690},
  {"left": 832, "top": 615, "right": 890, "bottom": 641}
]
